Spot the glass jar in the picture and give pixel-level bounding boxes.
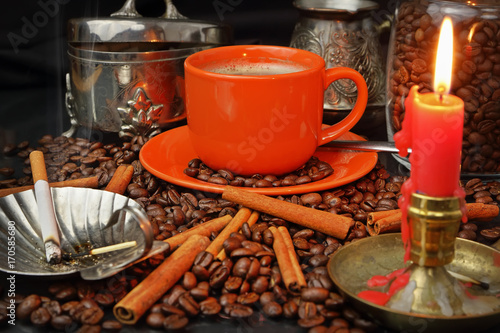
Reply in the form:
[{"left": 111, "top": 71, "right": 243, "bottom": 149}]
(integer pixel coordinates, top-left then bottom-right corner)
[{"left": 386, "top": 0, "right": 500, "bottom": 176}]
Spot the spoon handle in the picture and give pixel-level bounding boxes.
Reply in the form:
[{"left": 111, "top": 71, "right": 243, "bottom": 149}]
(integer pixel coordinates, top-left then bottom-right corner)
[{"left": 322, "top": 140, "right": 411, "bottom": 154}]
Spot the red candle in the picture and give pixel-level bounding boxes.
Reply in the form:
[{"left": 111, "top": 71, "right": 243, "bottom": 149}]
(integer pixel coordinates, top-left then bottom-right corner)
[
  {"left": 394, "top": 17, "right": 466, "bottom": 261},
  {"left": 395, "top": 17, "right": 464, "bottom": 197}
]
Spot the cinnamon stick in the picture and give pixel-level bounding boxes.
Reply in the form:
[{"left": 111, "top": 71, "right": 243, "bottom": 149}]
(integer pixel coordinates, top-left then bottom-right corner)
[
  {"left": 465, "top": 202, "right": 500, "bottom": 222},
  {"left": 367, "top": 203, "right": 500, "bottom": 235},
  {"left": 222, "top": 186, "right": 354, "bottom": 240},
  {"left": 205, "top": 207, "right": 252, "bottom": 256},
  {"left": 367, "top": 210, "right": 399, "bottom": 226},
  {"left": 374, "top": 215, "right": 402, "bottom": 234},
  {"left": 163, "top": 214, "right": 232, "bottom": 252},
  {"left": 114, "top": 234, "right": 210, "bottom": 324},
  {"left": 278, "top": 226, "right": 306, "bottom": 288},
  {"left": 0, "top": 176, "right": 99, "bottom": 198},
  {"left": 216, "top": 211, "right": 259, "bottom": 261},
  {"left": 105, "top": 164, "right": 134, "bottom": 194},
  {"left": 269, "top": 226, "right": 303, "bottom": 293}
]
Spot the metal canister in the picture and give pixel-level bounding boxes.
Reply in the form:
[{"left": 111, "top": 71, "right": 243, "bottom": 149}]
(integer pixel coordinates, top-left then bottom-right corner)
[
  {"left": 65, "top": 0, "right": 232, "bottom": 139},
  {"left": 290, "top": 0, "right": 388, "bottom": 132}
]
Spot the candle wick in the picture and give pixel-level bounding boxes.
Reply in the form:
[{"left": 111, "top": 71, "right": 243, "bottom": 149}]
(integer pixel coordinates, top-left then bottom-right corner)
[{"left": 439, "top": 93, "right": 443, "bottom": 103}]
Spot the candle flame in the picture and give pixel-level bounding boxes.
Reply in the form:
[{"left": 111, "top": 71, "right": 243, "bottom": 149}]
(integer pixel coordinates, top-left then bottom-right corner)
[{"left": 434, "top": 17, "right": 453, "bottom": 95}]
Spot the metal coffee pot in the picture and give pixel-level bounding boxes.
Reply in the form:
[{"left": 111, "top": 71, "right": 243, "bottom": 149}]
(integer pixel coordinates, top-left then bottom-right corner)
[{"left": 290, "top": 0, "right": 389, "bottom": 133}]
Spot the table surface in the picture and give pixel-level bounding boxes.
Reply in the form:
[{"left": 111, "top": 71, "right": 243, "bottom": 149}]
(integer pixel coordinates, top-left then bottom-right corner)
[{"left": 1, "top": 136, "right": 499, "bottom": 333}]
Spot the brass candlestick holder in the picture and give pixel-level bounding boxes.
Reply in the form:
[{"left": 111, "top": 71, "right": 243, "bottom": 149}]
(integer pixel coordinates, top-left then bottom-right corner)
[
  {"left": 388, "top": 193, "right": 465, "bottom": 316},
  {"left": 328, "top": 192, "right": 500, "bottom": 332}
]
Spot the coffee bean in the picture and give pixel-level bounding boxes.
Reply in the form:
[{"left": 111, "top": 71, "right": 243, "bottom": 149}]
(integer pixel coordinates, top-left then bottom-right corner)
[
  {"left": 230, "top": 247, "right": 255, "bottom": 258},
  {"left": 298, "top": 315, "right": 326, "bottom": 328},
  {"left": 458, "top": 229, "right": 477, "bottom": 241},
  {"left": 237, "top": 292, "right": 259, "bottom": 305},
  {"left": 146, "top": 312, "right": 165, "bottom": 328},
  {"left": 209, "top": 266, "right": 230, "bottom": 289},
  {"left": 51, "top": 315, "right": 72, "bottom": 331},
  {"left": 308, "top": 254, "right": 329, "bottom": 267},
  {"left": 219, "top": 293, "right": 238, "bottom": 307},
  {"left": 298, "top": 301, "right": 317, "bottom": 319},
  {"left": 192, "top": 265, "right": 210, "bottom": 281},
  {"left": 177, "top": 293, "right": 199, "bottom": 316},
  {"left": 481, "top": 227, "right": 500, "bottom": 241},
  {"left": 263, "top": 301, "right": 282, "bottom": 318},
  {"left": 101, "top": 319, "right": 122, "bottom": 332},
  {"left": 232, "top": 257, "right": 251, "bottom": 278},
  {"left": 161, "top": 304, "right": 186, "bottom": 317},
  {"left": 301, "top": 287, "right": 330, "bottom": 303},
  {"left": 283, "top": 300, "right": 298, "bottom": 319},
  {"left": 259, "top": 291, "right": 275, "bottom": 306},
  {"left": 223, "top": 303, "right": 253, "bottom": 318},
  {"left": 17, "top": 294, "right": 42, "bottom": 320},
  {"left": 42, "top": 300, "right": 61, "bottom": 317},
  {"left": 199, "top": 298, "right": 221, "bottom": 316},
  {"left": 80, "top": 307, "right": 104, "bottom": 325},
  {"left": 251, "top": 276, "right": 269, "bottom": 294},
  {"left": 182, "top": 272, "right": 198, "bottom": 290},
  {"left": 30, "top": 307, "right": 51, "bottom": 327},
  {"left": 94, "top": 291, "right": 114, "bottom": 307},
  {"left": 224, "top": 276, "right": 243, "bottom": 293}
]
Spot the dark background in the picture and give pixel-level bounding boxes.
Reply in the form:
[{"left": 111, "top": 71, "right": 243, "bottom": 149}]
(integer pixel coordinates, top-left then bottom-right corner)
[{"left": 0, "top": 0, "right": 392, "bottom": 147}]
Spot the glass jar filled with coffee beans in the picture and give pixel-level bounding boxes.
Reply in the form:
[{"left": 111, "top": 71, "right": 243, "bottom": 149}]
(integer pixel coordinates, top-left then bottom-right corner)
[{"left": 386, "top": 0, "right": 500, "bottom": 175}]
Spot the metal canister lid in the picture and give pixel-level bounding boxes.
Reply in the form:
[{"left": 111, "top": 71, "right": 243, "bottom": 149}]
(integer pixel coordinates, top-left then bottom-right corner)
[
  {"left": 293, "top": 0, "right": 379, "bottom": 14},
  {"left": 67, "top": 0, "right": 232, "bottom": 46}
]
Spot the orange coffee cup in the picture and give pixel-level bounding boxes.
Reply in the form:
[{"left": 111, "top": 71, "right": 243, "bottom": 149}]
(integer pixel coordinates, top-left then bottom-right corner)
[{"left": 184, "top": 45, "right": 368, "bottom": 176}]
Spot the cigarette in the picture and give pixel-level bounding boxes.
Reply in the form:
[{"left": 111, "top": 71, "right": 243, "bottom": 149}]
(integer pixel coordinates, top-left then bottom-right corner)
[
  {"left": 447, "top": 270, "right": 489, "bottom": 290},
  {"left": 30, "top": 151, "right": 62, "bottom": 264},
  {"left": 62, "top": 241, "right": 137, "bottom": 260}
]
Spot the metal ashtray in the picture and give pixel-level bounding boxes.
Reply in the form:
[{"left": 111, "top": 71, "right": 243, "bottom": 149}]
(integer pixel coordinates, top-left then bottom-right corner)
[
  {"left": 328, "top": 234, "right": 500, "bottom": 333},
  {"left": 0, "top": 187, "right": 168, "bottom": 280},
  {"left": 64, "top": 0, "right": 232, "bottom": 139}
]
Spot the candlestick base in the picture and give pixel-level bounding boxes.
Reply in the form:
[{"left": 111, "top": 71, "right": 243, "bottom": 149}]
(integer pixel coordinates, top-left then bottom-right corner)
[
  {"left": 387, "top": 193, "right": 466, "bottom": 316},
  {"left": 328, "top": 234, "right": 500, "bottom": 333},
  {"left": 388, "top": 264, "right": 464, "bottom": 316}
]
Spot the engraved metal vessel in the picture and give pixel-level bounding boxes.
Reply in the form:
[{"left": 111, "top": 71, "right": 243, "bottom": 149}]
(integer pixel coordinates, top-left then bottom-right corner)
[{"left": 290, "top": 0, "right": 388, "bottom": 132}]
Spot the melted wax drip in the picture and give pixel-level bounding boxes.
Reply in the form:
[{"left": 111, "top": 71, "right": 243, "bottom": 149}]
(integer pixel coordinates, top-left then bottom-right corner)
[{"left": 357, "top": 268, "right": 410, "bottom": 306}]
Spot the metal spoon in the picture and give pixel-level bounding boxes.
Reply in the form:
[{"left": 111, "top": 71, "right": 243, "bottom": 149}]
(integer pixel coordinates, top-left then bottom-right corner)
[{"left": 322, "top": 140, "right": 412, "bottom": 154}]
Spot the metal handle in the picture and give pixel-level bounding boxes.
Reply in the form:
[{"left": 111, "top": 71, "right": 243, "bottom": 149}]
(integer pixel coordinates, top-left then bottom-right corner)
[
  {"left": 111, "top": 0, "right": 141, "bottom": 17},
  {"left": 162, "top": 0, "right": 187, "bottom": 19},
  {"left": 62, "top": 73, "right": 78, "bottom": 138},
  {"left": 111, "top": 0, "right": 187, "bottom": 19}
]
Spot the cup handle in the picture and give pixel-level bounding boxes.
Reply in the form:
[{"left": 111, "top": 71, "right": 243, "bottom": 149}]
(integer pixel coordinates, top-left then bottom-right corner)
[{"left": 318, "top": 67, "right": 368, "bottom": 146}]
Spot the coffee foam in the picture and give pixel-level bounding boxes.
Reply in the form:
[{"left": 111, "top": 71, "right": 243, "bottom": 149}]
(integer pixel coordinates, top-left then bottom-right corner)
[{"left": 203, "top": 57, "right": 307, "bottom": 76}]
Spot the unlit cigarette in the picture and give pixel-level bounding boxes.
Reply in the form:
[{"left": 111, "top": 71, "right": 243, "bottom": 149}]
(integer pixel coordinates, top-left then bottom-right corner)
[
  {"left": 447, "top": 270, "right": 489, "bottom": 290},
  {"left": 63, "top": 241, "right": 137, "bottom": 260},
  {"left": 30, "top": 151, "right": 62, "bottom": 264}
]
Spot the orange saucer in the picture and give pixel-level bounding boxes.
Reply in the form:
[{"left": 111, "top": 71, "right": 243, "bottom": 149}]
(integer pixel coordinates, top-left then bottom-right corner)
[{"left": 139, "top": 126, "right": 378, "bottom": 195}]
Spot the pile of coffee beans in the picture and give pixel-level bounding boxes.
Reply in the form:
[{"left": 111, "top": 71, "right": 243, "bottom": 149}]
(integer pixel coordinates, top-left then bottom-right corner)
[
  {"left": 387, "top": 0, "right": 500, "bottom": 173},
  {"left": 1, "top": 133, "right": 499, "bottom": 332},
  {"left": 183, "top": 156, "right": 335, "bottom": 187}
]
